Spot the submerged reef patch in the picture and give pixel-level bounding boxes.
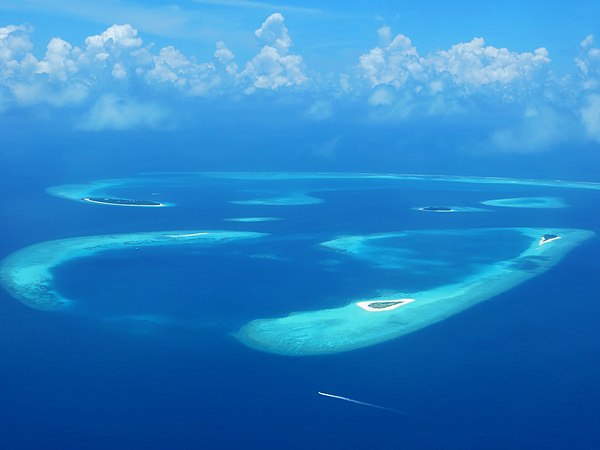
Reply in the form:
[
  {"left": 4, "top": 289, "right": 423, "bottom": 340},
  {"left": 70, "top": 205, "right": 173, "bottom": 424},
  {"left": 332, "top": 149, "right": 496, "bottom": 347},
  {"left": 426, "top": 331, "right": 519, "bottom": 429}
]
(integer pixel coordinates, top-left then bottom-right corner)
[
  {"left": 481, "top": 197, "right": 567, "bottom": 209},
  {"left": 230, "top": 193, "right": 323, "bottom": 206}
]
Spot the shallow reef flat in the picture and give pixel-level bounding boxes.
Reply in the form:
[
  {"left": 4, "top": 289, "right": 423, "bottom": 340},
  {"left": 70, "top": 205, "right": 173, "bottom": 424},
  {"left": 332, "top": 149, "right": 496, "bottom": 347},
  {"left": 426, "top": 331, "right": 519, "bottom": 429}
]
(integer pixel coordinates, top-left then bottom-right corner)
[
  {"left": 0, "top": 230, "right": 266, "bottom": 311},
  {"left": 229, "top": 192, "right": 323, "bottom": 206},
  {"left": 481, "top": 196, "right": 567, "bottom": 209},
  {"left": 199, "top": 172, "right": 600, "bottom": 190},
  {"left": 46, "top": 179, "right": 125, "bottom": 201},
  {"left": 235, "top": 228, "right": 594, "bottom": 356}
]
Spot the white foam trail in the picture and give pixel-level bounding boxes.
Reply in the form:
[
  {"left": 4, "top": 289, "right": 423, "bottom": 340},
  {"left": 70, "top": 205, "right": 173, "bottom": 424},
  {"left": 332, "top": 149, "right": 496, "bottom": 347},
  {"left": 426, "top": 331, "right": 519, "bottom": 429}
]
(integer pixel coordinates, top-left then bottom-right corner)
[
  {"left": 317, "top": 391, "right": 444, "bottom": 422},
  {"left": 317, "top": 391, "right": 401, "bottom": 414},
  {"left": 318, "top": 391, "right": 538, "bottom": 445}
]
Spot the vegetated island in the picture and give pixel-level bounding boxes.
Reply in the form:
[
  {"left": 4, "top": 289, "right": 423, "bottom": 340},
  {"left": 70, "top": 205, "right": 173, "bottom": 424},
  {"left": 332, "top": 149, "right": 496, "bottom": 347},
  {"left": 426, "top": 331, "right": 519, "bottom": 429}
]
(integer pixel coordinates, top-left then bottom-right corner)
[
  {"left": 356, "top": 298, "right": 415, "bottom": 312},
  {"left": 82, "top": 197, "right": 164, "bottom": 207},
  {"left": 539, "top": 233, "right": 561, "bottom": 246}
]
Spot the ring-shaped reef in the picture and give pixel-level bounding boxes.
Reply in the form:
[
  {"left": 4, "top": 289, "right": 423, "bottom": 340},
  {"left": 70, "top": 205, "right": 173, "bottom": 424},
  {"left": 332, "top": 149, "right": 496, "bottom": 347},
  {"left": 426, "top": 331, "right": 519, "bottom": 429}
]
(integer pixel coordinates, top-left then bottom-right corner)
[
  {"left": 235, "top": 227, "right": 594, "bottom": 356},
  {"left": 0, "top": 230, "right": 267, "bottom": 311}
]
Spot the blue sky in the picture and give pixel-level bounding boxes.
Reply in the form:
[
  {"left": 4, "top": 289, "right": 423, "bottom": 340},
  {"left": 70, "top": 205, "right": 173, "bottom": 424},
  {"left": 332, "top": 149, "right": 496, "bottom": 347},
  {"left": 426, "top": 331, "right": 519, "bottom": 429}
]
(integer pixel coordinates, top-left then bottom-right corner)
[{"left": 1, "top": 0, "right": 600, "bottom": 174}]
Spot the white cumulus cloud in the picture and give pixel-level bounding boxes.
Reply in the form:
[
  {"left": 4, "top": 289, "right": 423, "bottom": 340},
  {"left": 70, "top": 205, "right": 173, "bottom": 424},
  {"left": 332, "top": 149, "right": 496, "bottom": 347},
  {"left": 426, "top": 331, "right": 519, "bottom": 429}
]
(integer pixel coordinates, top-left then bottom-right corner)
[
  {"left": 0, "top": 25, "right": 32, "bottom": 62},
  {"left": 0, "top": 14, "right": 311, "bottom": 122},
  {"left": 254, "top": 12, "right": 291, "bottom": 53},
  {"left": 359, "top": 30, "right": 423, "bottom": 89},
  {"left": 214, "top": 41, "right": 238, "bottom": 76},
  {"left": 358, "top": 27, "right": 550, "bottom": 95},
  {"left": 146, "top": 45, "right": 221, "bottom": 95},
  {"left": 84, "top": 24, "right": 143, "bottom": 51},
  {"left": 242, "top": 13, "right": 307, "bottom": 91},
  {"left": 432, "top": 38, "right": 549, "bottom": 86},
  {"left": 36, "top": 38, "right": 79, "bottom": 82},
  {"left": 1, "top": 16, "right": 600, "bottom": 146}
]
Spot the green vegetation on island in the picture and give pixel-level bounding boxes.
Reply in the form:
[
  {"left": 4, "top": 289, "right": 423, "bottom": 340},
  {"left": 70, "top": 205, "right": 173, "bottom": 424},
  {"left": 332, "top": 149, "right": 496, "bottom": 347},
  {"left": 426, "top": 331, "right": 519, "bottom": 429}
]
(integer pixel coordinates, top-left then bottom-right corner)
[{"left": 83, "top": 197, "right": 163, "bottom": 207}]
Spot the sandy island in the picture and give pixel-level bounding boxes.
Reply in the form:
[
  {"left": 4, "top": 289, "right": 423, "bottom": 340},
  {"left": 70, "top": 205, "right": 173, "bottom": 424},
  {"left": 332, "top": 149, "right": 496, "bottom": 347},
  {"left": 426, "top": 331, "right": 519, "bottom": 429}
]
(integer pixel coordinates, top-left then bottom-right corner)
[
  {"left": 356, "top": 298, "right": 415, "bottom": 312},
  {"left": 539, "top": 234, "right": 561, "bottom": 246}
]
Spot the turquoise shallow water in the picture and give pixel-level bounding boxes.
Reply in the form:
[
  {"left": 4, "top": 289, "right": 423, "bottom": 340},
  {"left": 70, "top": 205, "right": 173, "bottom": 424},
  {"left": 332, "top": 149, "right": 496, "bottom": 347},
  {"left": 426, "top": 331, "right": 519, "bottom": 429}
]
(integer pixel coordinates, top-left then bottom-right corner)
[{"left": 330, "top": 229, "right": 533, "bottom": 286}]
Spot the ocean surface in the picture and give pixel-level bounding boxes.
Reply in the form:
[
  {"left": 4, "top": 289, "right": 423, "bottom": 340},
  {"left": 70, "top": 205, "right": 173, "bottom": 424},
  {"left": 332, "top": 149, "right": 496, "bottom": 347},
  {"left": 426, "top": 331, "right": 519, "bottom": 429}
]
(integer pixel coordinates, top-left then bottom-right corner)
[{"left": 1, "top": 170, "right": 600, "bottom": 450}]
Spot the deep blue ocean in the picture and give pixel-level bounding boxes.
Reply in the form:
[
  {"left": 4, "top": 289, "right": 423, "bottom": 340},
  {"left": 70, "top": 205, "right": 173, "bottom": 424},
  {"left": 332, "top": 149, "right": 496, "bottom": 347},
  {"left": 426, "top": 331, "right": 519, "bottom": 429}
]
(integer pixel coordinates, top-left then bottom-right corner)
[{"left": 1, "top": 163, "right": 600, "bottom": 450}]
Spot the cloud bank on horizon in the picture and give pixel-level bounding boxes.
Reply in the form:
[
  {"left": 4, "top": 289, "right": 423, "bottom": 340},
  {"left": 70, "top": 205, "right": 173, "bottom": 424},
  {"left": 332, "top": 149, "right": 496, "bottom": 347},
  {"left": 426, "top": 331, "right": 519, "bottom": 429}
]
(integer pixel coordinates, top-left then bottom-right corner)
[{"left": 1, "top": 12, "right": 600, "bottom": 148}]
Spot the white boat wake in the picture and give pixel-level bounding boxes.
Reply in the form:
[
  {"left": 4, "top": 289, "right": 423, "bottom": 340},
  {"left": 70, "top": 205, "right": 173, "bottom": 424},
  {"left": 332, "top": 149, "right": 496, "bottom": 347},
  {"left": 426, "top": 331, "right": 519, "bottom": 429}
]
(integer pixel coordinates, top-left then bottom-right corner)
[{"left": 317, "top": 391, "right": 405, "bottom": 414}]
